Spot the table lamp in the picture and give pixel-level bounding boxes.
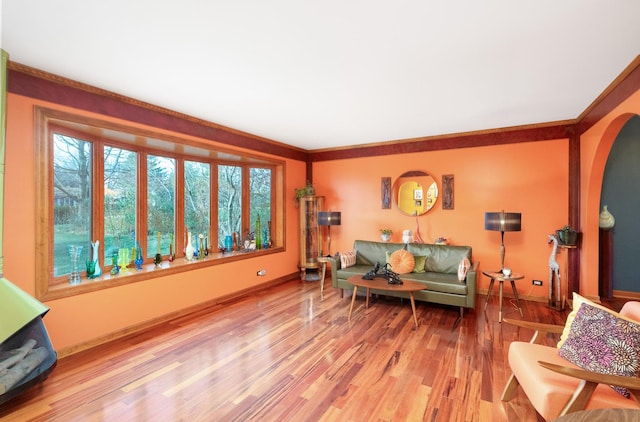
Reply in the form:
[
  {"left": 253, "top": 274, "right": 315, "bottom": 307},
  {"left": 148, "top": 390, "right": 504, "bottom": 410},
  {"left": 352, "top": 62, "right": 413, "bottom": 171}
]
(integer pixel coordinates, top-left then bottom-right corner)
[
  {"left": 318, "top": 211, "right": 341, "bottom": 256},
  {"left": 485, "top": 211, "right": 521, "bottom": 272}
]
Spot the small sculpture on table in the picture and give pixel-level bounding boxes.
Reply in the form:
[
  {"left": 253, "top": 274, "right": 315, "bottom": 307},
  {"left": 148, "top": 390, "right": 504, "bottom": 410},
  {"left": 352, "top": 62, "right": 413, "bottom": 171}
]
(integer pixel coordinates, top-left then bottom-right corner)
[{"left": 362, "top": 262, "right": 403, "bottom": 285}]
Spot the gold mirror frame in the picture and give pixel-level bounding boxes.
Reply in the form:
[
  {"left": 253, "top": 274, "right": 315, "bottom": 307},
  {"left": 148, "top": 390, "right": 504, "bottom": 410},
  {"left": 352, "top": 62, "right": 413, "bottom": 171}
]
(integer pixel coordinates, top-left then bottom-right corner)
[{"left": 392, "top": 170, "right": 438, "bottom": 216}]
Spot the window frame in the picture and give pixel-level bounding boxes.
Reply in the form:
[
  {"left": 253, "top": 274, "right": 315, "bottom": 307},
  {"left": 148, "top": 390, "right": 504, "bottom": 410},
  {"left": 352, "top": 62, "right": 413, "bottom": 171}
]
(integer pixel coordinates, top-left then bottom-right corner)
[{"left": 35, "top": 106, "right": 285, "bottom": 301}]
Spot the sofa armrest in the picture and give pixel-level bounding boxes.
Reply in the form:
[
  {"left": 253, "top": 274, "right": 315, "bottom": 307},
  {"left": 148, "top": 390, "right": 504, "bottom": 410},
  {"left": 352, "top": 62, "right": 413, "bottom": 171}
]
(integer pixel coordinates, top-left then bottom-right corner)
[
  {"left": 538, "top": 361, "right": 640, "bottom": 415},
  {"left": 464, "top": 261, "right": 479, "bottom": 308},
  {"left": 329, "top": 257, "right": 339, "bottom": 287}
]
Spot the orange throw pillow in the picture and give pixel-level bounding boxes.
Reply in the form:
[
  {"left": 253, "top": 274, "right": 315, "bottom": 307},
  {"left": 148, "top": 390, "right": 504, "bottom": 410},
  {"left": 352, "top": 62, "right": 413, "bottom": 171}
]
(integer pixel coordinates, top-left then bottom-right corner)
[{"left": 388, "top": 249, "right": 415, "bottom": 274}]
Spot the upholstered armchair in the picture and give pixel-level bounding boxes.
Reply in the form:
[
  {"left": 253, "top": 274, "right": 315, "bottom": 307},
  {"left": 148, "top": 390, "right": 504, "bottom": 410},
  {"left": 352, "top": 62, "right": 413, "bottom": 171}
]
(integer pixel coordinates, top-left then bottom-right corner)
[{"left": 502, "top": 296, "right": 640, "bottom": 420}]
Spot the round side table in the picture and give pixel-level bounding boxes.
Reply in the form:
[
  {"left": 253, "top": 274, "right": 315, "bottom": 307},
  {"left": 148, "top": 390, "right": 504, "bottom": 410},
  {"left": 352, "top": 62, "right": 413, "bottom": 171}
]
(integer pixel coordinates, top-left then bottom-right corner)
[{"left": 483, "top": 270, "right": 524, "bottom": 322}]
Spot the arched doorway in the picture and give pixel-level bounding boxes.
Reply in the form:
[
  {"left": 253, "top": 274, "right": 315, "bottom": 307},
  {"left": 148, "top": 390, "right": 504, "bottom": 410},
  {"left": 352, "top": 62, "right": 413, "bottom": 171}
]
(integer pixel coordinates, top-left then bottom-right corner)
[
  {"left": 584, "top": 113, "right": 640, "bottom": 299},
  {"left": 600, "top": 115, "right": 640, "bottom": 296}
]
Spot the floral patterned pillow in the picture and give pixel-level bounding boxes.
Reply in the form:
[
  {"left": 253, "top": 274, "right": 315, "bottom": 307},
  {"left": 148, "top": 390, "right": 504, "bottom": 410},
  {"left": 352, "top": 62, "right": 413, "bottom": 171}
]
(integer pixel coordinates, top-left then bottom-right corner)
[{"left": 558, "top": 302, "right": 640, "bottom": 397}]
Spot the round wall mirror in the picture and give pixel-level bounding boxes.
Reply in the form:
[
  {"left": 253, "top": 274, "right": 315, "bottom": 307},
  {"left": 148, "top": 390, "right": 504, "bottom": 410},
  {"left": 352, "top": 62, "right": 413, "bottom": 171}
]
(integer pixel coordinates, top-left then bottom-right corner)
[{"left": 392, "top": 170, "right": 438, "bottom": 216}]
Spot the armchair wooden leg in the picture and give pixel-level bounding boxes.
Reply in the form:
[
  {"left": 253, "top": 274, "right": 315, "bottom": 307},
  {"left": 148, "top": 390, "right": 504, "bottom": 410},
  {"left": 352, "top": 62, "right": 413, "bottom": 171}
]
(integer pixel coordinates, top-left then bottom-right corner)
[
  {"left": 501, "top": 373, "right": 520, "bottom": 401},
  {"left": 557, "top": 380, "right": 598, "bottom": 417}
]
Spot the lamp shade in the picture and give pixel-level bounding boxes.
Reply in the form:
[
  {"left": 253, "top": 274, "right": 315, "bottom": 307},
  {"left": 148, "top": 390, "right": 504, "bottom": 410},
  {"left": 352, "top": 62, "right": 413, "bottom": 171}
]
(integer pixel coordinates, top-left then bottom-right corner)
[
  {"left": 318, "top": 211, "right": 341, "bottom": 226},
  {"left": 484, "top": 212, "right": 521, "bottom": 232}
]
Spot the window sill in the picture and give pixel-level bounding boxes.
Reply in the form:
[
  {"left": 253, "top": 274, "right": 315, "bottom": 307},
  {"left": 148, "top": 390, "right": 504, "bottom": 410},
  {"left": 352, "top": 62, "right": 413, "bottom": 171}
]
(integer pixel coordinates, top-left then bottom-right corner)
[{"left": 41, "top": 247, "right": 283, "bottom": 301}]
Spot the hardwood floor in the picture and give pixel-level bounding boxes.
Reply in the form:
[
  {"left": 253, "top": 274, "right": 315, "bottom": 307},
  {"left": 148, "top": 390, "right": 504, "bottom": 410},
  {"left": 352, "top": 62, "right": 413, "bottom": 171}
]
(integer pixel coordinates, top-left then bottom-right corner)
[{"left": 0, "top": 278, "right": 572, "bottom": 421}]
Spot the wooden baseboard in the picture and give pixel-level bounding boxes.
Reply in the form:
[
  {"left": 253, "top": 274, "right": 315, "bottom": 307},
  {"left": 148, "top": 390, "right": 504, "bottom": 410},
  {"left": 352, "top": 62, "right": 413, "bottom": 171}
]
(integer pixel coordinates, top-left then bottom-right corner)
[{"left": 56, "top": 273, "right": 299, "bottom": 358}]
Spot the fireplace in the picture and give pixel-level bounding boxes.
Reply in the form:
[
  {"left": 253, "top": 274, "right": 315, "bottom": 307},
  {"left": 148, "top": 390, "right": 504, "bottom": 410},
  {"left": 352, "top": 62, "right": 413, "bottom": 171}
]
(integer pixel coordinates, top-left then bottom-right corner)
[{"left": 0, "top": 279, "right": 57, "bottom": 405}]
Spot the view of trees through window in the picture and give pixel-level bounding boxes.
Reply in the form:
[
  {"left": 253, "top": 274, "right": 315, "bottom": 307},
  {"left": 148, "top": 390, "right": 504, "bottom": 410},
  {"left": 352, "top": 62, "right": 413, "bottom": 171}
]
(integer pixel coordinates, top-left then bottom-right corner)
[
  {"left": 147, "top": 155, "right": 176, "bottom": 258},
  {"left": 184, "top": 161, "right": 211, "bottom": 250},
  {"left": 49, "top": 125, "right": 277, "bottom": 285},
  {"left": 217, "top": 165, "right": 241, "bottom": 245},
  {"left": 250, "top": 168, "right": 272, "bottom": 246},
  {"left": 52, "top": 134, "right": 92, "bottom": 276},
  {"left": 104, "top": 146, "right": 137, "bottom": 265}
]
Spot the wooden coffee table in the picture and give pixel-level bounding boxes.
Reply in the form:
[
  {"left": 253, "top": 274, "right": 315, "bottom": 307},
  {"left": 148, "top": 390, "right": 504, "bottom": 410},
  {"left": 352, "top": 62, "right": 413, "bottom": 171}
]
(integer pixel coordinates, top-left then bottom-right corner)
[{"left": 347, "top": 275, "right": 425, "bottom": 327}]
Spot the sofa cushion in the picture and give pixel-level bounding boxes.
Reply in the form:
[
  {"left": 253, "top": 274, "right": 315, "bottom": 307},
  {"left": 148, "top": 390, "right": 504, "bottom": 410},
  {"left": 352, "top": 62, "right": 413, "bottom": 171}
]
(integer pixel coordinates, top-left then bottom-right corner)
[
  {"left": 423, "top": 245, "right": 471, "bottom": 274},
  {"left": 412, "top": 255, "right": 427, "bottom": 273},
  {"left": 558, "top": 301, "right": 640, "bottom": 397},
  {"left": 354, "top": 240, "right": 404, "bottom": 266},
  {"left": 416, "top": 272, "right": 468, "bottom": 295},
  {"left": 387, "top": 249, "right": 414, "bottom": 274},
  {"left": 508, "top": 342, "right": 640, "bottom": 421},
  {"left": 340, "top": 251, "right": 356, "bottom": 269}
]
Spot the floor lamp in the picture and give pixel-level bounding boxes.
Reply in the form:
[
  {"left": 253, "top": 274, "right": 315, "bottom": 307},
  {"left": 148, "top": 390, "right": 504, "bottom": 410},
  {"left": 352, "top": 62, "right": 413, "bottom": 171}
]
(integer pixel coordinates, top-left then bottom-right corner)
[
  {"left": 484, "top": 211, "right": 521, "bottom": 272},
  {"left": 318, "top": 211, "right": 341, "bottom": 257}
]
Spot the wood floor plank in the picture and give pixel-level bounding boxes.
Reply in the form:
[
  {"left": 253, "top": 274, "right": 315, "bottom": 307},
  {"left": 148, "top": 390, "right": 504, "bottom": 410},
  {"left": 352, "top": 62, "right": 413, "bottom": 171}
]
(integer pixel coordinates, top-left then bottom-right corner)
[{"left": 0, "top": 278, "right": 573, "bottom": 421}]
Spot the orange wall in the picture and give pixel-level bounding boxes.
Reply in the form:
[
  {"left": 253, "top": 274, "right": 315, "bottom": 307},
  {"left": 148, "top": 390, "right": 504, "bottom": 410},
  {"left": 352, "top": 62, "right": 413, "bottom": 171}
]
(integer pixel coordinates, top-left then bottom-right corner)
[
  {"left": 3, "top": 93, "right": 307, "bottom": 353},
  {"left": 313, "top": 140, "right": 569, "bottom": 298},
  {"left": 579, "top": 89, "right": 640, "bottom": 299}
]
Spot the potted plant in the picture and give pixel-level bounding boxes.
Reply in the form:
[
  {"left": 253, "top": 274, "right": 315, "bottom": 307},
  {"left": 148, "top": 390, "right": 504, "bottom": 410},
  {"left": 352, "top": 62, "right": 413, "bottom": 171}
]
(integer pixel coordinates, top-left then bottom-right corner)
[
  {"left": 556, "top": 225, "right": 579, "bottom": 246},
  {"left": 294, "top": 181, "right": 315, "bottom": 206},
  {"left": 380, "top": 229, "right": 392, "bottom": 242}
]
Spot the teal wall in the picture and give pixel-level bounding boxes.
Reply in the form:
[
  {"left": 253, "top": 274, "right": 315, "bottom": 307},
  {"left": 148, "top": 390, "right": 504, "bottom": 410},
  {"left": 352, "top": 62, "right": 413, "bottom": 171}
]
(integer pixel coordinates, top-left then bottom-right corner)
[{"left": 601, "top": 115, "right": 640, "bottom": 292}]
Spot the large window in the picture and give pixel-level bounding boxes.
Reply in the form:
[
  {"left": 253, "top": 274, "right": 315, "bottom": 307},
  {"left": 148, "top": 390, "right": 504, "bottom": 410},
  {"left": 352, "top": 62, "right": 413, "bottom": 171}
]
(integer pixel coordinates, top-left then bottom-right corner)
[{"left": 37, "top": 108, "right": 284, "bottom": 300}]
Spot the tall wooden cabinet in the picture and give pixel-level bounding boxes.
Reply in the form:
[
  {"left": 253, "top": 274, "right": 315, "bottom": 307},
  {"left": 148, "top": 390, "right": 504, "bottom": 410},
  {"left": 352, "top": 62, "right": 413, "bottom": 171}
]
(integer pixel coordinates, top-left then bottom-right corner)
[{"left": 299, "top": 195, "right": 324, "bottom": 280}]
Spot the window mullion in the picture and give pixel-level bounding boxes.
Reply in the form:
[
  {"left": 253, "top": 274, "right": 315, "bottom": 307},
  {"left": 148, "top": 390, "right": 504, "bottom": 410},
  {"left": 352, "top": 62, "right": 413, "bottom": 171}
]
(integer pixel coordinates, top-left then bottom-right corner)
[
  {"left": 175, "top": 159, "right": 184, "bottom": 258},
  {"left": 210, "top": 162, "right": 219, "bottom": 251},
  {"left": 93, "top": 140, "right": 105, "bottom": 249},
  {"left": 138, "top": 151, "right": 148, "bottom": 260}
]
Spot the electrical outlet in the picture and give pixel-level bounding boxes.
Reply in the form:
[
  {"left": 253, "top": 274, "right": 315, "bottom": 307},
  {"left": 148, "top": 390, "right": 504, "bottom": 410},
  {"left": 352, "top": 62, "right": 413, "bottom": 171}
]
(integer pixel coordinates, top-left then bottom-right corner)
[{"left": 532, "top": 279, "right": 543, "bottom": 286}]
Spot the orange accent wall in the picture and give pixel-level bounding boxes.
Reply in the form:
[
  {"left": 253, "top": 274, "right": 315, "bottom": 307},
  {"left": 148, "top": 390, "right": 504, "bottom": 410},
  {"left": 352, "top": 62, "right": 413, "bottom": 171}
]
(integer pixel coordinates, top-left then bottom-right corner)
[
  {"left": 579, "top": 90, "right": 640, "bottom": 299},
  {"left": 313, "top": 140, "right": 569, "bottom": 297},
  {"left": 3, "top": 93, "right": 307, "bottom": 353}
]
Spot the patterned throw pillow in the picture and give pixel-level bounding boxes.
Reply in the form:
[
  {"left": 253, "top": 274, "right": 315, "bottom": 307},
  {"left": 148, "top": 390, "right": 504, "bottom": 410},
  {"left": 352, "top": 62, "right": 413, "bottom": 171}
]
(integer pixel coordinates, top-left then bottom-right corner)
[
  {"left": 388, "top": 249, "right": 415, "bottom": 274},
  {"left": 558, "top": 301, "right": 640, "bottom": 397},
  {"left": 557, "top": 292, "right": 610, "bottom": 348},
  {"left": 339, "top": 251, "right": 356, "bottom": 269},
  {"left": 457, "top": 257, "right": 471, "bottom": 281}
]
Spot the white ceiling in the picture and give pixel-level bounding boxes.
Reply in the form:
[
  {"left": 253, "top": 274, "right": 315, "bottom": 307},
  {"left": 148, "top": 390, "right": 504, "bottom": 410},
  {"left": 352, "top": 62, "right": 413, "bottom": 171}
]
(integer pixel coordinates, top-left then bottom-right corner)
[{"left": 2, "top": 1, "right": 640, "bottom": 151}]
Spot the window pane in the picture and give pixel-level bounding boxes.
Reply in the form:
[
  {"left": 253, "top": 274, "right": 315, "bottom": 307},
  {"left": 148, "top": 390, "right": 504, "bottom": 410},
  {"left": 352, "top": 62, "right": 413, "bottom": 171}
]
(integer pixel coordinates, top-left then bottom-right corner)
[
  {"left": 53, "top": 134, "right": 92, "bottom": 277},
  {"left": 184, "top": 161, "right": 210, "bottom": 248},
  {"left": 104, "top": 146, "right": 137, "bottom": 265},
  {"left": 147, "top": 155, "right": 175, "bottom": 258},
  {"left": 250, "top": 168, "right": 272, "bottom": 247},
  {"left": 218, "top": 165, "right": 241, "bottom": 246}
]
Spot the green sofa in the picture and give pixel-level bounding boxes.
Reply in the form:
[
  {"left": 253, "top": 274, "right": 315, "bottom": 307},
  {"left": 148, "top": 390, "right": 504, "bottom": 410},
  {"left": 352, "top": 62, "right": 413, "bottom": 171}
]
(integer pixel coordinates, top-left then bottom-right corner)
[{"left": 330, "top": 240, "right": 478, "bottom": 317}]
